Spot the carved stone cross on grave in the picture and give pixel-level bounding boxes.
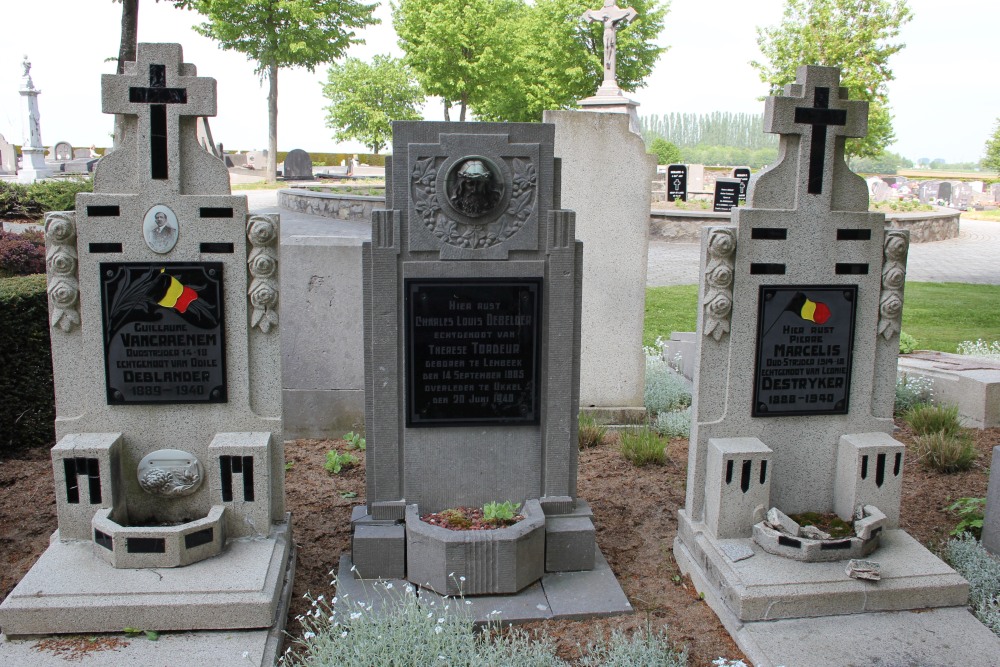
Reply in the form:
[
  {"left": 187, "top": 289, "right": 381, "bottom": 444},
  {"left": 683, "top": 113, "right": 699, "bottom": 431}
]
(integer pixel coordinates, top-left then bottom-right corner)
[
  {"left": 583, "top": 0, "right": 637, "bottom": 88},
  {"left": 765, "top": 66, "right": 867, "bottom": 199},
  {"left": 102, "top": 43, "right": 215, "bottom": 184}
]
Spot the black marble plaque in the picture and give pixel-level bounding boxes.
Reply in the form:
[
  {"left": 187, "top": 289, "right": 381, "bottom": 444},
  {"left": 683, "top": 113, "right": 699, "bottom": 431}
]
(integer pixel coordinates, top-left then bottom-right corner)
[
  {"left": 667, "top": 164, "right": 687, "bottom": 202},
  {"left": 406, "top": 279, "right": 541, "bottom": 426},
  {"left": 752, "top": 285, "right": 857, "bottom": 417},
  {"left": 733, "top": 167, "right": 751, "bottom": 203},
  {"left": 101, "top": 262, "right": 226, "bottom": 405},
  {"left": 713, "top": 179, "right": 740, "bottom": 212}
]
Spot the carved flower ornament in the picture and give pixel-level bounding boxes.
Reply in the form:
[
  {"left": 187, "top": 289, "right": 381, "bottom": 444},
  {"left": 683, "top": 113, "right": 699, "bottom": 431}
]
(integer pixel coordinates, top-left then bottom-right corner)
[
  {"left": 247, "top": 217, "right": 277, "bottom": 246},
  {"left": 45, "top": 216, "right": 76, "bottom": 244},
  {"left": 47, "top": 247, "right": 77, "bottom": 276}
]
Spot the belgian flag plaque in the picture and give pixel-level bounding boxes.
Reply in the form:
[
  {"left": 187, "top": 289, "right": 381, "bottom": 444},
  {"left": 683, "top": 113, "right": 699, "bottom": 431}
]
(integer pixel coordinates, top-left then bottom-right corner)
[
  {"left": 100, "top": 262, "right": 227, "bottom": 405},
  {"left": 752, "top": 285, "right": 857, "bottom": 417}
]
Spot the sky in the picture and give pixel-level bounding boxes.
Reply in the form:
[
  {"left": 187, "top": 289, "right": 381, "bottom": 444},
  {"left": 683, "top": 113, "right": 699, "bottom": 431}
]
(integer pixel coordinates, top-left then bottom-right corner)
[{"left": 0, "top": 0, "right": 995, "bottom": 163}]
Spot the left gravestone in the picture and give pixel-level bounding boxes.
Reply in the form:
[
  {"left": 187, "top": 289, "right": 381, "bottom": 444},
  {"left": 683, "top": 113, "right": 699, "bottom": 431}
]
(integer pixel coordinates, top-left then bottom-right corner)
[{"left": 0, "top": 43, "right": 291, "bottom": 639}]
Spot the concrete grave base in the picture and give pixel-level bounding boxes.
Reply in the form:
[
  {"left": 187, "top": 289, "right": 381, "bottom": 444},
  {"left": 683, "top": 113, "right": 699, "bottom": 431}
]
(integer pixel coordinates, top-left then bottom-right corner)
[
  {"left": 0, "top": 519, "right": 293, "bottom": 637},
  {"left": 897, "top": 351, "right": 1000, "bottom": 429},
  {"left": 733, "top": 607, "right": 1000, "bottom": 667},
  {"left": 675, "top": 511, "right": 967, "bottom": 624},
  {"left": 334, "top": 545, "right": 632, "bottom": 624}
]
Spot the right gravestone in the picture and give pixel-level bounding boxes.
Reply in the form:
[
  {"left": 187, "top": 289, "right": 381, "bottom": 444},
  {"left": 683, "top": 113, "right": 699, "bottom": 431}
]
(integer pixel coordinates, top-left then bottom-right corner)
[{"left": 674, "top": 66, "right": 969, "bottom": 659}]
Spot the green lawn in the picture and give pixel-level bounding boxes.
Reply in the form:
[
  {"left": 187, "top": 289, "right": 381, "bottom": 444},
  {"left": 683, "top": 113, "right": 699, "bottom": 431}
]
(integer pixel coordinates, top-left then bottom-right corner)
[
  {"left": 645, "top": 282, "right": 1000, "bottom": 353},
  {"left": 962, "top": 210, "right": 1000, "bottom": 222}
]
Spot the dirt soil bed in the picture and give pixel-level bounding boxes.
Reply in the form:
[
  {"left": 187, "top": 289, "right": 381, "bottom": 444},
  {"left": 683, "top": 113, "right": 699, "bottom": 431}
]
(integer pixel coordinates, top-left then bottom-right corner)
[{"left": 2, "top": 424, "right": 997, "bottom": 665}]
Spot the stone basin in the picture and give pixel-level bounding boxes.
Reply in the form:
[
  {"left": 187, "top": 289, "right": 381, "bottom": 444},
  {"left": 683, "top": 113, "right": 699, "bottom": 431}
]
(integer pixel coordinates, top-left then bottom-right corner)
[
  {"left": 405, "top": 499, "right": 545, "bottom": 596},
  {"left": 752, "top": 505, "right": 886, "bottom": 562},
  {"left": 91, "top": 505, "right": 226, "bottom": 568}
]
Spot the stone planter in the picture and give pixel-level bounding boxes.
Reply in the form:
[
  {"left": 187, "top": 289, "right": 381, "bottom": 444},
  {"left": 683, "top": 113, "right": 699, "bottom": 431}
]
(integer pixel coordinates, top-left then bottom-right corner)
[
  {"left": 91, "top": 505, "right": 226, "bottom": 568},
  {"left": 405, "top": 500, "right": 545, "bottom": 596},
  {"left": 752, "top": 505, "right": 885, "bottom": 562}
]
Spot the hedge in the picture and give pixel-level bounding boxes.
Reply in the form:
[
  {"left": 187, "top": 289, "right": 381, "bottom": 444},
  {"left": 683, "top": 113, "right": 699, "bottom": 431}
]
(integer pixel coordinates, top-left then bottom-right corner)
[
  {"left": 274, "top": 151, "right": 387, "bottom": 168},
  {"left": 0, "top": 274, "right": 55, "bottom": 452}
]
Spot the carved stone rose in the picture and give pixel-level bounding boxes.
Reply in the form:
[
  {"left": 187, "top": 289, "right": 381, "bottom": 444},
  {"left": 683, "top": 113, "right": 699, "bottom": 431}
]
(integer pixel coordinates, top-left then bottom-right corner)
[
  {"left": 248, "top": 251, "right": 277, "bottom": 278},
  {"left": 879, "top": 293, "right": 903, "bottom": 319},
  {"left": 47, "top": 248, "right": 77, "bottom": 276},
  {"left": 706, "top": 263, "right": 734, "bottom": 289},
  {"left": 884, "top": 233, "right": 908, "bottom": 261},
  {"left": 249, "top": 282, "right": 278, "bottom": 309},
  {"left": 708, "top": 229, "right": 736, "bottom": 258},
  {"left": 247, "top": 218, "right": 277, "bottom": 246},
  {"left": 45, "top": 216, "right": 76, "bottom": 244},
  {"left": 49, "top": 278, "right": 79, "bottom": 308},
  {"left": 706, "top": 292, "right": 733, "bottom": 319},
  {"left": 881, "top": 266, "right": 905, "bottom": 290}
]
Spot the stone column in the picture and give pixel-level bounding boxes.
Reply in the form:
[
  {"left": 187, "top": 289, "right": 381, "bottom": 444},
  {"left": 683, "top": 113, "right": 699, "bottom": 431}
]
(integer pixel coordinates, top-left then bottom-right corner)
[{"left": 18, "top": 56, "right": 52, "bottom": 183}]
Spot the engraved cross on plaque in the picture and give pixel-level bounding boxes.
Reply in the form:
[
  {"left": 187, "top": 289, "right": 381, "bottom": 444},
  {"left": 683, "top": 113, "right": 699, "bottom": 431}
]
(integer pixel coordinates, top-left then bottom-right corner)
[
  {"left": 102, "top": 44, "right": 216, "bottom": 184},
  {"left": 765, "top": 66, "right": 867, "bottom": 199}
]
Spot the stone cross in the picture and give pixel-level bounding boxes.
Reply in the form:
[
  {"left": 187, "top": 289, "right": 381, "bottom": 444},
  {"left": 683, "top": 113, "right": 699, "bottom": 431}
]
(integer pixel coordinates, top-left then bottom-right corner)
[
  {"left": 765, "top": 67, "right": 867, "bottom": 200},
  {"left": 582, "top": 0, "right": 637, "bottom": 88},
  {"left": 102, "top": 44, "right": 215, "bottom": 184}
]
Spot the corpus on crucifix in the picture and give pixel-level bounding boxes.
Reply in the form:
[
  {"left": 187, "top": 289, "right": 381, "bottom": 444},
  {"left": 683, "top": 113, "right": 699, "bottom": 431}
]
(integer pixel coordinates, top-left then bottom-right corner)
[{"left": 582, "top": 0, "right": 638, "bottom": 89}]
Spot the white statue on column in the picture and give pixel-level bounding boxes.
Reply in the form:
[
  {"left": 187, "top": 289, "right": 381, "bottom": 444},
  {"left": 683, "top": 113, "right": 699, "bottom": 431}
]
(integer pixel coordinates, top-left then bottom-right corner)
[{"left": 18, "top": 55, "right": 52, "bottom": 183}]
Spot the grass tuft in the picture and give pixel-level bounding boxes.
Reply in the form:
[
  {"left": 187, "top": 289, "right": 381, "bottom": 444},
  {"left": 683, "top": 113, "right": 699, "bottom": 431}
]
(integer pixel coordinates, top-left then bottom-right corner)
[
  {"left": 912, "top": 431, "right": 976, "bottom": 473},
  {"left": 904, "top": 403, "right": 962, "bottom": 437},
  {"left": 578, "top": 413, "right": 608, "bottom": 449},
  {"left": 619, "top": 427, "right": 667, "bottom": 466}
]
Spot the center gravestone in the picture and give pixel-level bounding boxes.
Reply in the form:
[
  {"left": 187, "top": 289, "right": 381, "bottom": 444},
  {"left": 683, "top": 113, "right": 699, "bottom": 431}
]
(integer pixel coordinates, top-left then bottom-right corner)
[
  {"left": 343, "top": 121, "right": 630, "bottom": 619},
  {"left": 0, "top": 44, "right": 291, "bottom": 645},
  {"left": 672, "top": 65, "right": 970, "bottom": 665}
]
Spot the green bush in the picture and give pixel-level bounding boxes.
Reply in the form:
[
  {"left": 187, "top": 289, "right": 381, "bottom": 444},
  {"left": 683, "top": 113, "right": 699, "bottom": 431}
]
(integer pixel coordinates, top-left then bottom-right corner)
[
  {"left": 912, "top": 431, "right": 976, "bottom": 473},
  {"left": 323, "top": 450, "right": 358, "bottom": 474},
  {"left": 578, "top": 412, "right": 608, "bottom": 449},
  {"left": 648, "top": 137, "right": 682, "bottom": 166},
  {"left": 0, "top": 178, "right": 92, "bottom": 219},
  {"left": 619, "top": 427, "right": 666, "bottom": 466},
  {"left": 904, "top": 403, "right": 962, "bottom": 437},
  {"left": 579, "top": 625, "right": 687, "bottom": 667},
  {"left": 0, "top": 275, "right": 55, "bottom": 452},
  {"left": 898, "top": 331, "right": 918, "bottom": 354},
  {"left": 948, "top": 497, "right": 986, "bottom": 539}
]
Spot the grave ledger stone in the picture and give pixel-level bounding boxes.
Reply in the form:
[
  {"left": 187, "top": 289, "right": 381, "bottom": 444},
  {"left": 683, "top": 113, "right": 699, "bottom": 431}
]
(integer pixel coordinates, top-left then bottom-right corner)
[
  {"left": 0, "top": 43, "right": 292, "bottom": 638},
  {"left": 673, "top": 65, "right": 967, "bottom": 656},
  {"left": 352, "top": 121, "right": 603, "bottom": 598}
]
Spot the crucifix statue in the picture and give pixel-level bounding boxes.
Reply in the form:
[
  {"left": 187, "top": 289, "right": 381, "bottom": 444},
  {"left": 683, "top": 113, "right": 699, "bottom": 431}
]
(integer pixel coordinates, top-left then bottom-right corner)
[{"left": 582, "top": 0, "right": 638, "bottom": 89}]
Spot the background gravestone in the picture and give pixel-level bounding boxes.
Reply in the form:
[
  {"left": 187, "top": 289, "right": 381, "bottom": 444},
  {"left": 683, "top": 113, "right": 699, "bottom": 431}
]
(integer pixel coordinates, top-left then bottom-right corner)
[
  {"left": 282, "top": 148, "right": 313, "bottom": 180},
  {"left": 732, "top": 166, "right": 751, "bottom": 203},
  {"left": 346, "top": 121, "right": 630, "bottom": 619},
  {"left": 713, "top": 177, "right": 740, "bottom": 211},
  {"left": 667, "top": 163, "right": 688, "bottom": 202},
  {"left": 0, "top": 133, "right": 15, "bottom": 174},
  {"left": 0, "top": 43, "right": 291, "bottom": 641},
  {"left": 52, "top": 140, "right": 72, "bottom": 161},
  {"left": 673, "top": 65, "right": 968, "bottom": 663}
]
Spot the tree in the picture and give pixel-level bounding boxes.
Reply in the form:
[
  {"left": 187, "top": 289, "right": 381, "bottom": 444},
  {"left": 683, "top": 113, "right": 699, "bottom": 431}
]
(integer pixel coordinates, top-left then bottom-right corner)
[
  {"left": 323, "top": 56, "right": 425, "bottom": 154},
  {"left": 189, "top": 0, "right": 378, "bottom": 182},
  {"left": 471, "top": 0, "right": 668, "bottom": 122},
  {"left": 751, "top": 0, "right": 912, "bottom": 159},
  {"left": 984, "top": 118, "right": 1000, "bottom": 175},
  {"left": 392, "top": 0, "right": 523, "bottom": 122},
  {"left": 647, "top": 137, "right": 681, "bottom": 165}
]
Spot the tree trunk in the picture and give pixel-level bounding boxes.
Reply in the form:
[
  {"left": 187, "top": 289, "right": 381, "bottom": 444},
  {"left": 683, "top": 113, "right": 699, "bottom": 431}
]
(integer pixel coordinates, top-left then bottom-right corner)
[
  {"left": 459, "top": 94, "right": 467, "bottom": 122},
  {"left": 267, "top": 61, "right": 278, "bottom": 184},
  {"left": 114, "top": 0, "right": 139, "bottom": 148},
  {"left": 443, "top": 99, "right": 451, "bottom": 122}
]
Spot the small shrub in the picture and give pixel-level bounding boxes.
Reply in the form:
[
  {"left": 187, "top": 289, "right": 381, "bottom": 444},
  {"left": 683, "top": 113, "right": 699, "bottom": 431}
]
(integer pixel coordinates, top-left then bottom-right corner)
[
  {"left": 578, "top": 412, "right": 608, "bottom": 449},
  {"left": 894, "top": 373, "right": 933, "bottom": 415},
  {"left": 323, "top": 450, "right": 358, "bottom": 475},
  {"left": 620, "top": 427, "right": 666, "bottom": 466},
  {"left": 948, "top": 497, "right": 986, "bottom": 539},
  {"left": 912, "top": 431, "right": 976, "bottom": 473},
  {"left": 653, "top": 407, "right": 691, "bottom": 439},
  {"left": 904, "top": 403, "right": 962, "bottom": 437},
  {"left": 482, "top": 501, "right": 520, "bottom": 524},
  {"left": 26, "top": 177, "right": 93, "bottom": 213},
  {"left": 287, "top": 581, "right": 567, "bottom": 666},
  {"left": 946, "top": 534, "right": 1000, "bottom": 637},
  {"left": 645, "top": 351, "right": 692, "bottom": 416},
  {"left": 578, "top": 624, "right": 688, "bottom": 667},
  {"left": 957, "top": 339, "right": 1000, "bottom": 361},
  {"left": 898, "top": 331, "right": 918, "bottom": 354},
  {"left": 343, "top": 431, "right": 366, "bottom": 450},
  {"left": 0, "top": 230, "right": 46, "bottom": 276}
]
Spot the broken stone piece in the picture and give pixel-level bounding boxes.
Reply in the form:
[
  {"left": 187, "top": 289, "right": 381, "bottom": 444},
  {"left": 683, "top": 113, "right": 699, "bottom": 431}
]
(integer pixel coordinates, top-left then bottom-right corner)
[
  {"left": 846, "top": 559, "right": 881, "bottom": 581},
  {"left": 800, "top": 524, "right": 832, "bottom": 540},
  {"left": 719, "top": 541, "right": 755, "bottom": 562},
  {"left": 854, "top": 504, "right": 865, "bottom": 521},
  {"left": 854, "top": 505, "right": 887, "bottom": 540},
  {"left": 764, "top": 507, "right": 800, "bottom": 536}
]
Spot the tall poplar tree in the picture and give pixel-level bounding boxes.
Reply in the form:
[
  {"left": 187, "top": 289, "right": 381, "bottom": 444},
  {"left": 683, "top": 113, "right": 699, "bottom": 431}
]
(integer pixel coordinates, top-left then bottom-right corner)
[
  {"left": 752, "top": 0, "right": 912, "bottom": 158},
  {"left": 189, "top": 0, "right": 378, "bottom": 182}
]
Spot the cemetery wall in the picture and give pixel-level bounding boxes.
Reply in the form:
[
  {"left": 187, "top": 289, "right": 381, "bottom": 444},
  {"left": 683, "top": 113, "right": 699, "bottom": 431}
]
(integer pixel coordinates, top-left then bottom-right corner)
[
  {"left": 0, "top": 275, "right": 54, "bottom": 450},
  {"left": 279, "top": 189, "right": 381, "bottom": 221}
]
